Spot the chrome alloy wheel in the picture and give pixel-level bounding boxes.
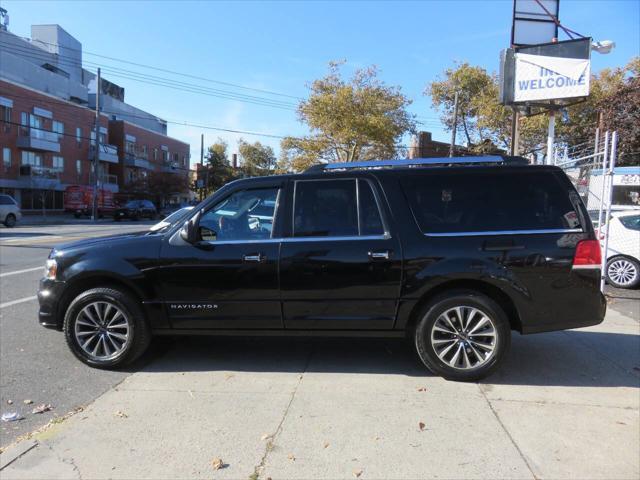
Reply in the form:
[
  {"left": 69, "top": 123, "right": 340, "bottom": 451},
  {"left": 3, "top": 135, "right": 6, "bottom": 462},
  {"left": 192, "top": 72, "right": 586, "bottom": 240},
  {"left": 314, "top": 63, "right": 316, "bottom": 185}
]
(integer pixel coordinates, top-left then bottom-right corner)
[
  {"left": 430, "top": 306, "right": 498, "bottom": 370},
  {"left": 74, "top": 301, "right": 131, "bottom": 361},
  {"left": 607, "top": 259, "right": 638, "bottom": 287}
]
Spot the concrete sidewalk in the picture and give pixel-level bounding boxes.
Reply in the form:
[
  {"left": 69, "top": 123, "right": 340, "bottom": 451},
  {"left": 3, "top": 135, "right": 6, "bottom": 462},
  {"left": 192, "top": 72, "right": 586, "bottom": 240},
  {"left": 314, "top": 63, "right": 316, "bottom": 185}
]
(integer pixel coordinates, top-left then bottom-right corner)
[{"left": 1, "top": 309, "right": 638, "bottom": 479}]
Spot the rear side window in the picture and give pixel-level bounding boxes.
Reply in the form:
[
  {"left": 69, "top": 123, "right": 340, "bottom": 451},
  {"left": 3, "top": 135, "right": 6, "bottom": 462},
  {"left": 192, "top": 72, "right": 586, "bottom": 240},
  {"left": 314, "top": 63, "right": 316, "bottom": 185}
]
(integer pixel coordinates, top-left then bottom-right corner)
[
  {"left": 402, "top": 171, "right": 581, "bottom": 234},
  {"left": 293, "top": 178, "right": 385, "bottom": 237},
  {"left": 619, "top": 215, "right": 640, "bottom": 231},
  {"left": 0, "top": 195, "right": 15, "bottom": 205}
]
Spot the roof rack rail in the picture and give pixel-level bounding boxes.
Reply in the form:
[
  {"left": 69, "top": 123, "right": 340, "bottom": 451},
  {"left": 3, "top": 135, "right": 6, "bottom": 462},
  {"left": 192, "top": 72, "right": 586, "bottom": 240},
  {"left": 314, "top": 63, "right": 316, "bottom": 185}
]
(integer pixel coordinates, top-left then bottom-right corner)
[{"left": 304, "top": 156, "right": 529, "bottom": 173}]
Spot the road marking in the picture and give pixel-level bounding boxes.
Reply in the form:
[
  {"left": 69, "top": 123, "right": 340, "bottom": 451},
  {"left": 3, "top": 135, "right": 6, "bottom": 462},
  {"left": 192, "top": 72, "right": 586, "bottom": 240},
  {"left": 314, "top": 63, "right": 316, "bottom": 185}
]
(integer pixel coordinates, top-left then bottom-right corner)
[
  {"left": 0, "top": 266, "right": 42, "bottom": 277},
  {"left": 0, "top": 295, "right": 38, "bottom": 309}
]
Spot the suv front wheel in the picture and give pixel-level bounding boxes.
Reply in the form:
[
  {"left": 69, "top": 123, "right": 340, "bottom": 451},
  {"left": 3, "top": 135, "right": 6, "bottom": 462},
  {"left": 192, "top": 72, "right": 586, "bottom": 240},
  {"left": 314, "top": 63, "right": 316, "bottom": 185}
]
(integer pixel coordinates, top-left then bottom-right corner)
[
  {"left": 63, "top": 287, "right": 151, "bottom": 368},
  {"left": 414, "top": 291, "right": 511, "bottom": 382}
]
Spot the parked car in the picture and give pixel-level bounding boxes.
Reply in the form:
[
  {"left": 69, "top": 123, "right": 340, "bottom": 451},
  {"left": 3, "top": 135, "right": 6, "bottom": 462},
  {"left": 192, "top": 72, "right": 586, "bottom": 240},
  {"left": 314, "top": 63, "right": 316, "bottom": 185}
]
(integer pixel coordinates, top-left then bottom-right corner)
[
  {"left": 0, "top": 194, "right": 21, "bottom": 227},
  {"left": 599, "top": 211, "right": 640, "bottom": 289},
  {"left": 114, "top": 200, "right": 157, "bottom": 221},
  {"left": 64, "top": 186, "right": 115, "bottom": 218},
  {"left": 38, "top": 156, "right": 605, "bottom": 381},
  {"left": 149, "top": 206, "right": 194, "bottom": 232}
]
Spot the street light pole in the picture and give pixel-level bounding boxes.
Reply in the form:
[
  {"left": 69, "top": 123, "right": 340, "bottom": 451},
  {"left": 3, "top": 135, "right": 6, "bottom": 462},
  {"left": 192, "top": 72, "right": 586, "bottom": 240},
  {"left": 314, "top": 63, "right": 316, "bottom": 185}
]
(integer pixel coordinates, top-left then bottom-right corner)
[{"left": 92, "top": 68, "right": 101, "bottom": 222}]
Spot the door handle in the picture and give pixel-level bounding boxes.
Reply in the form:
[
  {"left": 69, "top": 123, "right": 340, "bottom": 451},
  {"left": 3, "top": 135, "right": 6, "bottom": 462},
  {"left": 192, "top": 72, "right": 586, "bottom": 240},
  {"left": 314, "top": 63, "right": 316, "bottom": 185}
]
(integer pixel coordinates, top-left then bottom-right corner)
[
  {"left": 368, "top": 250, "right": 391, "bottom": 260},
  {"left": 243, "top": 253, "right": 265, "bottom": 263}
]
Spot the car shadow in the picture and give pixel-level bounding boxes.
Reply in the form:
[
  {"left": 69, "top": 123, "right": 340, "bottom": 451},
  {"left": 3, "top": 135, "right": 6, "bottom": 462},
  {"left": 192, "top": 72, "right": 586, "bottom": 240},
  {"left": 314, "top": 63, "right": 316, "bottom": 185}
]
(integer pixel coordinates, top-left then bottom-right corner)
[
  {"left": 130, "top": 330, "right": 640, "bottom": 388},
  {"left": 0, "top": 231, "right": 54, "bottom": 238}
]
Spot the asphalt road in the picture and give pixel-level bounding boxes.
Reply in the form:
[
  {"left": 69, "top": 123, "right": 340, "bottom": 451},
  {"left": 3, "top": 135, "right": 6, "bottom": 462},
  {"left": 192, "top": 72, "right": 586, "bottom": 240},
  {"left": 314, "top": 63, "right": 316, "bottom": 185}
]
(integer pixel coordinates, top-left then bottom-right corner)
[
  {"left": 0, "top": 221, "right": 156, "bottom": 446},
  {"left": 1, "top": 221, "right": 638, "bottom": 448}
]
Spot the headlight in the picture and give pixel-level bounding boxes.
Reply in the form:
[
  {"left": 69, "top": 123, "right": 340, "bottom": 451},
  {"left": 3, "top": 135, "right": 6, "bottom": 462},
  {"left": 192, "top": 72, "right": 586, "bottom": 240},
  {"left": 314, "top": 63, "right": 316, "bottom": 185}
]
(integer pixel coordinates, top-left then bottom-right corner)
[{"left": 44, "top": 259, "right": 57, "bottom": 280}]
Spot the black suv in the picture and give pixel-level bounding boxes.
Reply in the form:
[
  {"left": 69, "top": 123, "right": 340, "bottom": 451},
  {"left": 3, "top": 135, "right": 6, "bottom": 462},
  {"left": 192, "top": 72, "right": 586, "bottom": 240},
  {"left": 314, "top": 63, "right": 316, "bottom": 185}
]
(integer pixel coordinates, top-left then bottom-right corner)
[
  {"left": 114, "top": 200, "right": 157, "bottom": 221},
  {"left": 38, "top": 157, "right": 605, "bottom": 381}
]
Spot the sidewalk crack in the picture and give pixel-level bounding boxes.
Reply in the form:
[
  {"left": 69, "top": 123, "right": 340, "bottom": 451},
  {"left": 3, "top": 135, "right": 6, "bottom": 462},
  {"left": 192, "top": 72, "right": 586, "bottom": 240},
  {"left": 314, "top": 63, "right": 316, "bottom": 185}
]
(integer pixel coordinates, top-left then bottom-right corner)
[
  {"left": 478, "top": 383, "right": 538, "bottom": 480},
  {"left": 250, "top": 344, "right": 314, "bottom": 480}
]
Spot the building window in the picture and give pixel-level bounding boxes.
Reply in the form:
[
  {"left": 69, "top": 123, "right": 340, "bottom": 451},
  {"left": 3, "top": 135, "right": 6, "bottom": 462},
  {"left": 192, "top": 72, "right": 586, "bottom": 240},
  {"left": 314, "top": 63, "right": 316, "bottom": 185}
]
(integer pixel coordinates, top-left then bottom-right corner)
[
  {"left": 52, "top": 120, "right": 64, "bottom": 140},
  {"left": 76, "top": 159, "right": 82, "bottom": 175},
  {"left": 153, "top": 148, "right": 158, "bottom": 161},
  {"left": 2, "top": 148, "right": 10, "bottom": 168},
  {"left": 173, "top": 152, "right": 179, "bottom": 163},
  {"left": 125, "top": 141, "right": 136, "bottom": 155},
  {"left": 183, "top": 154, "right": 188, "bottom": 167},
  {"left": 141, "top": 145, "right": 148, "bottom": 158},
  {"left": 52, "top": 156, "right": 64, "bottom": 171},
  {"left": 0, "top": 106, "right": 11, "bottom": 132},
  {"left": 162, "top": 150, "right": 168, "bottom": 162},
  {"left": 76, "top": 127, "right": 82, "bottom": 146},
  {"left": 21, "top": 151, "right": 42, "bottom": 167}
]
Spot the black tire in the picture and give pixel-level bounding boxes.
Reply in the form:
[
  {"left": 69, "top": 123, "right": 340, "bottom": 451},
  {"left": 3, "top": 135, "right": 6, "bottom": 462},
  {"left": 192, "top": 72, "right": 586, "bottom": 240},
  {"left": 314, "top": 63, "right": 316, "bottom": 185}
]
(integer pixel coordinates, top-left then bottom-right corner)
[
  {"left": 63, "top": 287, "right": 151, "bottom": 368},
  {"left": 606, "top": 256, "right": 640, "bottom": 289},
  {"left": 414, "top": 290, "right": 511, "bottom": 382},
  {"left": 4, "top": 214, "right": 16, "bottom": 228},
  {"left": 73, "top": 212, "right": 81, "bottom": 219}
]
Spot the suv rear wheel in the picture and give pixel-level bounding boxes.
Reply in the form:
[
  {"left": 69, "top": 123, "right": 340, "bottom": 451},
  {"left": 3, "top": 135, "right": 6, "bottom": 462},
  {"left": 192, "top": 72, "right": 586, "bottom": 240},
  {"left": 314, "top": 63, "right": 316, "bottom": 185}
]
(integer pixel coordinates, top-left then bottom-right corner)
[
  {"left": 63, "top": 287, "right": 151, "bottom": 368},
  {"left": 414, "top": 290, "right": 511, "bottom": 382}
]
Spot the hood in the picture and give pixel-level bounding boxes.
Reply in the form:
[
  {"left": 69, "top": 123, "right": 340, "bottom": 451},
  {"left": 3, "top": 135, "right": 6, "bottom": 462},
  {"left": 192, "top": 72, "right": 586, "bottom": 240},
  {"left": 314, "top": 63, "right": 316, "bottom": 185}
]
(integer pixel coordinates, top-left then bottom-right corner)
[{"left": 55, "top": 230, "right": 153, "bottom": 252}]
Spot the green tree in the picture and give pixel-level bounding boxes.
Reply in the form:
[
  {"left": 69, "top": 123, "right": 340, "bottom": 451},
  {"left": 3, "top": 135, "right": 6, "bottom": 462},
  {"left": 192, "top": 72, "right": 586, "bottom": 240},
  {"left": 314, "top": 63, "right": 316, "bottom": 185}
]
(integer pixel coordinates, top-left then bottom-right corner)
[
  {"left": 238, "top": 138, "right": 276, "bottom": 176},
  {"left": 279, "top": 62, "right": 416, "bottom": 172},
  {"left": 201, "top": 138, "right": 237, "bottom": 194},
  {"left": 146, "top": 171, "right": 189, "bottom": 208}
]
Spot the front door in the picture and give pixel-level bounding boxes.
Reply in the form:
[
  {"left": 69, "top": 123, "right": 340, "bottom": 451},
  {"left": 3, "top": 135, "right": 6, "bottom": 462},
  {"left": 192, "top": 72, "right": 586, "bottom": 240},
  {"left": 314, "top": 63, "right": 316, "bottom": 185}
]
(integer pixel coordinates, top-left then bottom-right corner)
[
  {"left": 279, "top": 177, "right": 402, "bottom": 330},
  {"left": 157, "top": 184, "right": 283, "bottom": 329}
]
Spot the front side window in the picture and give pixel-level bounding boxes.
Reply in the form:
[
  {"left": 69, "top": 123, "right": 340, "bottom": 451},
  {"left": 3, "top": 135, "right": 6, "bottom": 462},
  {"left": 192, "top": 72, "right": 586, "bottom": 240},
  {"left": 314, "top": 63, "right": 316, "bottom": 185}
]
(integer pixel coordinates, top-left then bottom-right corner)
[
  {"left": 199, "top": 188, "right": 279, "bottom": 242},
  {"left": 0, "top": 195, "right": 15, "bottom": 205},
  {"left": 402, "top": 171, "right": 581, "bottom": 234}
]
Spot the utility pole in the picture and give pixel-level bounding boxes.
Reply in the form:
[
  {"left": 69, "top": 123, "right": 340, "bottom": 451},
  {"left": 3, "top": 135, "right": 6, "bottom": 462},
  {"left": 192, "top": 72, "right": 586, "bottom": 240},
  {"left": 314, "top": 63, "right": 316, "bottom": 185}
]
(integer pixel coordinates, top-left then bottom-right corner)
[
  {"left": 201, "top": 133, "right": 207, "bottom": 198},
  {"left": 510, "top": 107, "right": 519, "bottom": 156},
  {"left": 91, "top": 68, "right": 101, "bottom": 222},
  {"left": 546, "top": 109, "right": 556, "bottom": 165},
  {"left": 449, "top": 91, "right": 459, "bottom": 157}
]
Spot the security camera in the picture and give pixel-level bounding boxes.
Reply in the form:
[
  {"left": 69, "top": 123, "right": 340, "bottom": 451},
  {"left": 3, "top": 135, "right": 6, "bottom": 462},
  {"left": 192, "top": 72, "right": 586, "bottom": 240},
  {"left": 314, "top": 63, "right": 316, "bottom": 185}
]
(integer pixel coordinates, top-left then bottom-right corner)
[{"left": 591, "top": 40, "right": 616, "bottom": 54}]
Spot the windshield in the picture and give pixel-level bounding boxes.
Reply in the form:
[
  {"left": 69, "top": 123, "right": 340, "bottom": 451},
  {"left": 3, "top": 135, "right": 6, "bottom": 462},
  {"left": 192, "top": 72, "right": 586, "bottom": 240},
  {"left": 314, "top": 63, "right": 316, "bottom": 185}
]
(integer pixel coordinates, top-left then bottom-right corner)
[
  {"left": 149, "top": 207, "right": 194, "bottom": 232},
  {"left": 125, "top": 201, "right": 139, "bottom": 208}
]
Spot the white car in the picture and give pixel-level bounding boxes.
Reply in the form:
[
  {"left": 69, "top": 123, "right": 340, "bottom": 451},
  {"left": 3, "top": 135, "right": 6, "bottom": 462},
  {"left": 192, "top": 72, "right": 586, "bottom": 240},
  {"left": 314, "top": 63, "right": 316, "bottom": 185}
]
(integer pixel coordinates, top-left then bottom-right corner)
[
  {"left": 0, "top": 194, "right": 21, "bottom": 228},
  {"left": 600, "top": 211, "right": 640, "bottom": 288}
]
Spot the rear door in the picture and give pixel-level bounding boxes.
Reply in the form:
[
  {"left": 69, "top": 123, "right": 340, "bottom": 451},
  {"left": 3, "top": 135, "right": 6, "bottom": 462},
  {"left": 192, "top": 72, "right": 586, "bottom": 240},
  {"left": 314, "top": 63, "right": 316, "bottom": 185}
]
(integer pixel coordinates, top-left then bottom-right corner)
[{"left": 279, "top": 176, "right": 402, "bottom": 330}]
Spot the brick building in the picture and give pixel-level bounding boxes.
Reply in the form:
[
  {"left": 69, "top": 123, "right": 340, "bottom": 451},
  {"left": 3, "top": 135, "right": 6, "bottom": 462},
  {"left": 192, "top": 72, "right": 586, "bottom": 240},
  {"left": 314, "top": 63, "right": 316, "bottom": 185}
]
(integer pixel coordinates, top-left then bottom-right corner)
[{"left": 0, "top": 23, "right": 190, "bottom": 211}]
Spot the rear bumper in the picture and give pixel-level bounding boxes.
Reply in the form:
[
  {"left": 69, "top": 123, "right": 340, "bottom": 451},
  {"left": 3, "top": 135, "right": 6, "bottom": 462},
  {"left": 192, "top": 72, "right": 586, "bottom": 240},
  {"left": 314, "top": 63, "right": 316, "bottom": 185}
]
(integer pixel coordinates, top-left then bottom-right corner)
[{"left": 38, "top": 278, "right": 65, "bottom": 330}]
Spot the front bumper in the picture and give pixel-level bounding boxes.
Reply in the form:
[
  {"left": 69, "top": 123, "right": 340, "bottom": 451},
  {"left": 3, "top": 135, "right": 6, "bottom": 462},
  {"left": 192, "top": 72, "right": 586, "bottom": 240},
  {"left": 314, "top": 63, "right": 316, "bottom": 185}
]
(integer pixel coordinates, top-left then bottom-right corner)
[{"left": 38, "top": 277, "right": 66, "bottom": 330}]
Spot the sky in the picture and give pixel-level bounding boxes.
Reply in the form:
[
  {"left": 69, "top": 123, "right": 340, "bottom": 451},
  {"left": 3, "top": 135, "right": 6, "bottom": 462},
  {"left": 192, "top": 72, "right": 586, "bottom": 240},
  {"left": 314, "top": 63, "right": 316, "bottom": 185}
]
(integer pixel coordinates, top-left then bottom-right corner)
[{"left": 2, "top": 0, "right": 639, "bottom": 166}]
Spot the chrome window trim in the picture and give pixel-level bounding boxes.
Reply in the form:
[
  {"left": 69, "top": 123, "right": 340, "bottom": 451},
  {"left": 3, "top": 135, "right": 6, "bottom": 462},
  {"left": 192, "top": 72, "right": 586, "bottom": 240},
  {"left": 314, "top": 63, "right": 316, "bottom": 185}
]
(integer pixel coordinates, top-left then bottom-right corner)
[
  {"left": 424, "top": 228, "right": 583, "bottom": 237},
  {"left": 201, "top": 234, "right": 389, "bottom": 246}
]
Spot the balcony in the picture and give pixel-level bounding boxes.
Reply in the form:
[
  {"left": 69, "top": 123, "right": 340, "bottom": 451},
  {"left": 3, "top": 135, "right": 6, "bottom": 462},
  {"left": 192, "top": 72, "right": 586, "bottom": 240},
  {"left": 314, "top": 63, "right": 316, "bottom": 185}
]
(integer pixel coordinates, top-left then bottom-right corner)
[
  {"left": 161, "top": 161, "right": 183, "bottom": 174},
  {"left": 89, "top": 173, "right": 119, "bottom": 193},
  {"left": 89, "top": 144, "right": 119, "bottom": 164},
  {"left": 17, "top": 127, "right": 60, "bottom": 153},
  {"left": 123, "top": 152, "right": 151, "bottom": 170},
  {"left": 19, "top": 165, "right": 61, "bottom": 189}
]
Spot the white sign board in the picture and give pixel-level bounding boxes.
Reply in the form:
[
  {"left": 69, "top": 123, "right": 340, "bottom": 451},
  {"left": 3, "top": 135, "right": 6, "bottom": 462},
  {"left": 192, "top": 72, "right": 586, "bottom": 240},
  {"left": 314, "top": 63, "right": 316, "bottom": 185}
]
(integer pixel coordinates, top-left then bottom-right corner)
[{"left": 514, "top": 53, "right": 590, "bottom": 102}]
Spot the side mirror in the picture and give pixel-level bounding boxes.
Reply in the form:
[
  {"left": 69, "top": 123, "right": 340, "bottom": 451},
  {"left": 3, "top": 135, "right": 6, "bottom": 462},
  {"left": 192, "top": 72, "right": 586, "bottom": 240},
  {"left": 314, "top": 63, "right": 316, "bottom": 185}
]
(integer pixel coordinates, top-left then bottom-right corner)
[{"left": 180, "top": 210, "right": 202, "bottom": 244}]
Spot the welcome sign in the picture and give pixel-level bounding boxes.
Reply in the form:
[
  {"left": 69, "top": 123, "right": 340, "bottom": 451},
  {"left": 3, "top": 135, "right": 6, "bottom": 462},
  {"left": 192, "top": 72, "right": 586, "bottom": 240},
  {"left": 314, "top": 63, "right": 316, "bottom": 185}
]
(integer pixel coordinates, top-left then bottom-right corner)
[{"left": 513, "top": 53, "right": 590, "bottom": 102}]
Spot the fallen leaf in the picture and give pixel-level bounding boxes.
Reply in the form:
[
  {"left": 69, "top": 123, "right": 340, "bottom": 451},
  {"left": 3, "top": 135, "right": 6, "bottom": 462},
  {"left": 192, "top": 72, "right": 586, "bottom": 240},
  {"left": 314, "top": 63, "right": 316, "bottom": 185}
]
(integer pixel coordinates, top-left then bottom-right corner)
[
  {"left": 23, "top": 399, "right": 33, "bottom": 405},
  {"left": 418, "top": 422, "right": 426, "bottom": 431},
  {"left": 114, "top": 411, "right": 128, "bottom": 418},
  {"left": 353, "top": 468, "right": 363, "bottom": 478},
  {"left": 211, "top": 457, "right": 224, "bottom": 470},
  {"left": 288, "top": 453, "right": 296, "bottom": 462},
  {"left": 261, "top": 433, "right": 271, "bottom": 441},
  {"left": 616, "top": 421, "right": 627, "bottom": 425},
  {"left": 224, "top": 373, "right": 234, "bottom": 380},
  {"left": 323, "top": 441, "right": 330, "bottom": 449},
  {"left": 417, "top": 387, "right": 427, "bottom": 392},
  {"left": 6, "top": 400, "right": 12, "bottom": 405},
  {"left": 32, "top": 404, "right": 52, "bottom": 414},
  {"left": 372, "top": 435, "right": 380, "bottom": 441},
  {"left": 188, "top": 390, "right": 194, "bottom": 399}
]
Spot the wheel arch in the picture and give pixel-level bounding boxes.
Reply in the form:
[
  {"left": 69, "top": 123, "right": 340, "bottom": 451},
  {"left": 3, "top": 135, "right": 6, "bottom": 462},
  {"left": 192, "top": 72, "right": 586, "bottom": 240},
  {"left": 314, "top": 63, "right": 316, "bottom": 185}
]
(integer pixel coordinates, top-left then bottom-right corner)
[
  {"left": 404, "top": 279, "right": 523, "bottom": 335},
  {"left": 56, "top": 274, "right": 146, "bottom": 330}
]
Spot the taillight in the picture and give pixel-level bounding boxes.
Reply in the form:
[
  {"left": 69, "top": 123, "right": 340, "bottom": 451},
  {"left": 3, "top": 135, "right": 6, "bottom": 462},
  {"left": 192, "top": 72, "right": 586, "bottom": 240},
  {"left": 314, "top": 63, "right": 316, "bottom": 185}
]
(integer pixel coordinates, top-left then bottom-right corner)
[{"left": 572, "top": 240, "right": 602, "bottom": 269}]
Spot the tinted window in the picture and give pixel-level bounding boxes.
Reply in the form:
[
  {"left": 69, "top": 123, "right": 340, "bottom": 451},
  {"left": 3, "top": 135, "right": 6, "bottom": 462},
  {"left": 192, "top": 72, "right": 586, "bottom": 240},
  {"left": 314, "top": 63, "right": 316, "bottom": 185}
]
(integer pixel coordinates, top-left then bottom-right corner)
[
  {"left": 125, "top": 201, "right": 140, "bottom": 208},
  {"left": 294, "top": 180, "right": 358, "bottom": 237},
  {"left": 143, "top": 201, "right": 155, "bottom": 209},
  {"left": 402, "top": 171, "right": 580, "bottom": 234},
  {"left": 619, "top": 215, "right": 640, "bottom": 231},
  {"left": 200, "top": 188, "right": 279, "bottom": 241},
  {"left": 359, "top": 179, "right": 384, "bottom": 235}
]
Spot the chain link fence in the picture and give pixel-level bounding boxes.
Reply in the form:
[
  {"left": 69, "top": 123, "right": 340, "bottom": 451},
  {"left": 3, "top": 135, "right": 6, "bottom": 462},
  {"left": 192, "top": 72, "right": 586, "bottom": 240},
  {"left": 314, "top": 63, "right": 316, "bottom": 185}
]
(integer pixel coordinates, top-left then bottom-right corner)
[{"left": 553, "top": 131, "right": 640, "bottom": 290}]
